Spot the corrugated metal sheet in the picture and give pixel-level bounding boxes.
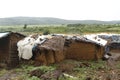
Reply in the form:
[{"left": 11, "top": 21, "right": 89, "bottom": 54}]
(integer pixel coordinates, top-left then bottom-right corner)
[{"left": 0, "top": 32, "right": 10, "bottom": 38}]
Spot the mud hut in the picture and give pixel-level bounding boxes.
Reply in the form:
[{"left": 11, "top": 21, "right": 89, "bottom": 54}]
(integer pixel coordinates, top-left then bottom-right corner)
[
  {"left": 32, "top": 35, "right": 106, "bottom": 65},
  {"left": 64, "top": 36, "right": 106, "bottom": 60},
  {"left": 17, "top": 34, "right": 107, "bottom": 65},
  {"left": 0, "top": 32, "right": 25, "bottom": 68},
  {"left": 33, "top": 36, "right": 65, "bottom": 65}
]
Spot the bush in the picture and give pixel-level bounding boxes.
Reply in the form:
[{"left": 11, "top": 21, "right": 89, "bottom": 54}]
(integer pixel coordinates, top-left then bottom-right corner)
[{"left": 43, "top": 30, "right": 50, "bottom": 35}]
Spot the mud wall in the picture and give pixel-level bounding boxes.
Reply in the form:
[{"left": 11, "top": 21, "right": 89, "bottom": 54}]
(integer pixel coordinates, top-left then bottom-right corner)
[
  {"left": 8, "top": 33, "right": 25, "bottom": 68},
  {"left": 34, "top": 36, "right": 65, "bottom": 65},
  {"left": 34, "top": 38, "right": 105, "bottom": 65},
  {"left": 0, "top": 37, "right": 9, "bottom": 63},
  {"left": 64, "top": 40, "right": 104, "bottom": 60}
]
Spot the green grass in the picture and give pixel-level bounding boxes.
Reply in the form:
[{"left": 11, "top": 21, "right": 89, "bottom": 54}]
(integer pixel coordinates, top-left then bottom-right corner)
[
  {"left": 72, "top": 60, "right": 108, "bottom": 80},
  {"left": 0, "top": 69, "right": 8, "bottom": 77},
  {"left": 0, "top": 24, "right": 120, "bottom": 35}
]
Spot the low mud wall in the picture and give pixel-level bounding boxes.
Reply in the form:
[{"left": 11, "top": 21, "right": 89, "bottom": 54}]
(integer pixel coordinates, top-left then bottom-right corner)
[{"left": 64, "top": 40, "right": 104, "bottom": 60}]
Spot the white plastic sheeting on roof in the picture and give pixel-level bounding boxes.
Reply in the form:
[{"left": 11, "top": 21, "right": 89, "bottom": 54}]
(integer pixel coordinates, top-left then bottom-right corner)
[
  {"left": 17, "top": 35, "right": 52, "bottom": 60},
  {"left": 17, "top": 36, "right": 35, "bottom": 60},
  {"left": 0, "top": 32, "right": 9, "bottom": 38},
  {"left": 84, "top": 34, "right": 107, "bottom": 46}
]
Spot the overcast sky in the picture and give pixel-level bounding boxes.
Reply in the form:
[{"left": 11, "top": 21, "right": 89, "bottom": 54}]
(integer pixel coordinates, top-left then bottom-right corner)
[{"left": 0, "top": 0, "right": 120, "bottom": 21}]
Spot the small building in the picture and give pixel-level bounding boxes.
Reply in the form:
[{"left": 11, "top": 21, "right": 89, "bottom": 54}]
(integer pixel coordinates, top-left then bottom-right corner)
[
  {"left": 32, "top": 35, "right": 106, "bottom": 65},
  {"left": 64, "top": 37, "right": 105, "bottom": 60},
  {"left": 0, "top": 32, "right": 25, "bottom": 68},
  {"left": 17, "top": 34, "right": 107, "bottom": 66}
]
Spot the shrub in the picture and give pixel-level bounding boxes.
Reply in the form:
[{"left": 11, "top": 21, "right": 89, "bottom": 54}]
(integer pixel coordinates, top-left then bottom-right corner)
[{"left": 43, "top": 30, "right": 50, "bottom": 35}]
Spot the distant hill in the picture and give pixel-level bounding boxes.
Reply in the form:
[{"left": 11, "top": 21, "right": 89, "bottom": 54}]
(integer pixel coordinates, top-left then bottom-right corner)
[{"left": 0, "top": 17, "right": 120, "bottom": 25}]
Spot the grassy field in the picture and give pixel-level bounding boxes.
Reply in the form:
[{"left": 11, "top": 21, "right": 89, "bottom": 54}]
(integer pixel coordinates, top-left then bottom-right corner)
[{"left": 0, "top": 24, "right": 120, "bottom": 35}]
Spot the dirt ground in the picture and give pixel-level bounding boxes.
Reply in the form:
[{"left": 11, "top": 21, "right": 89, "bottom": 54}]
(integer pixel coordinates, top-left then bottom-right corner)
[
  {"left": 0, "top": 70, "right": 24, "bottom": 80},
  {"left": 0, "top": 54, "right": 120, "bottom": 80}
]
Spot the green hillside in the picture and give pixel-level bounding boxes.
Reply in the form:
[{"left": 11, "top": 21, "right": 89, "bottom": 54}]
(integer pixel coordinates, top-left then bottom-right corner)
[{"left": 0, "top": 17, "right": 120, "bottom": 25}]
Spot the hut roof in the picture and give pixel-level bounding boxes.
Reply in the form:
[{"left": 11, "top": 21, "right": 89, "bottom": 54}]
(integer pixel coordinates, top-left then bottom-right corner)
[
  {"left": 0, "top": 32, "right": 9, "bottom": 38},
  {"left": 65, "top": 35, "right": 107, "bottom": 46},
  {"left": 98, "top": 34, "right": 120, "bottom": 43},
  {"left": 84, "top": 35, "right": 107, "bottom": 46},
  {"left": 0, "top": 31, "right": 25, "bottom": 39}
]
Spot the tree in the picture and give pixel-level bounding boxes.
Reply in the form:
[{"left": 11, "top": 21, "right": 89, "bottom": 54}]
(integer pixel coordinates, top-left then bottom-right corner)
[{"left": 23, "top": 24, "right": 27, "bottom": 29}]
